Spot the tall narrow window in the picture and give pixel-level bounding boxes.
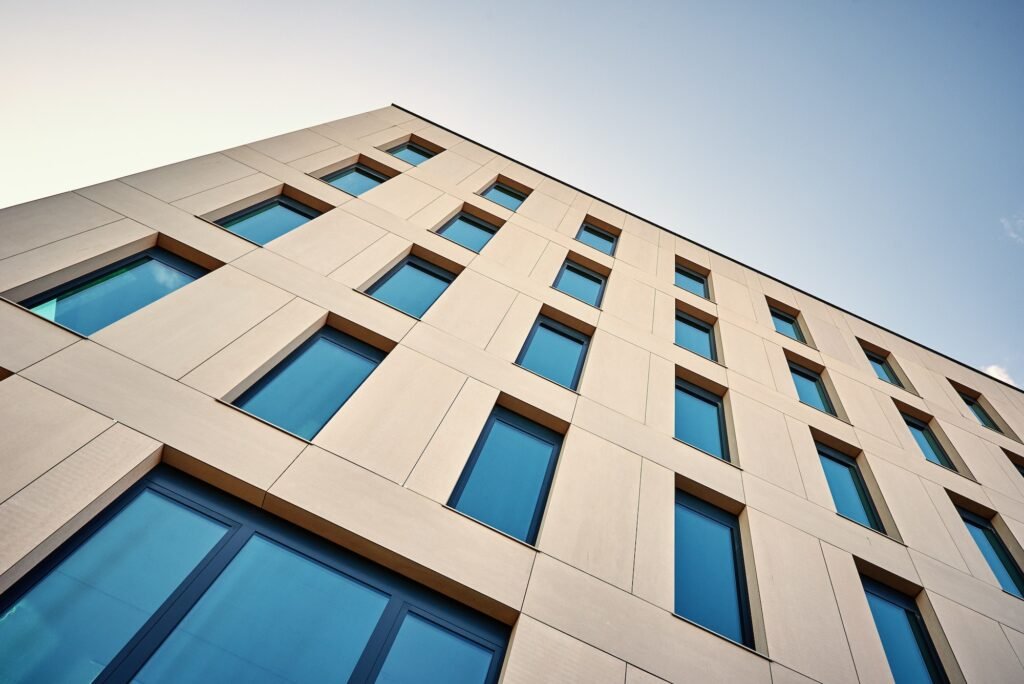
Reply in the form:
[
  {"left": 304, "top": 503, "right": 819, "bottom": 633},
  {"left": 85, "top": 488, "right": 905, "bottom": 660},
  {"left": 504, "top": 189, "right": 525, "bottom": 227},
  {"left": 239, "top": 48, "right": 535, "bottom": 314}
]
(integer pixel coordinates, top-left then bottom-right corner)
[
  {"left": 480, "top": 182, "right": 528, "bottom": 211},
  {"left": 957, "top": 391, "right": 1002, "bottom": 433},
  {"left": 449, "top": 408, "right": 562, "bottom": 544},
  {"left": 902, "top": 414, "right": 955, "bottom": 470},
  {"left": 674, "top": 492, "right": 753, "bottom": 647},
  {"left": 862, "top": 578, "right": 949, "bottom": 684},
  {"left": 675, "top": 265, "right": 709, "bottom": 299},
  {"left": 515, "top": 316, "right": 590, "bottom": 390},
  {"left": 789, "top": 362, "right": 836, "bottom": 415},
  {"left": 387, "top": 141, "right": 436, "bottom": 166},
  {"left": 675, "top": 312, "right": 717, "bottom": 361},
  {"left": 321, "top": 163, "right": 389, "bottom": 196},
  {"left": 215, "top": 196, "right": 320, "bottom": 245},
  {"left": 552, "top": 260, "right": 606, "bottom": 307},
  {"left": 675, "top": 380, "right": 729, "bottom": 460},
  {"left": 770, "top": 307, "right": 806, "bottom": 343},
  {"left": 437, "top": 212, "right": 499, "bottom": 253},
  {"left": 367, "top": 255, "right": 455, "bottom": 318},
  {"left": 234, "top": 329, "right": 384, "bottom": 439},
  {"left": 866, "top": 350, "right": 903, "bottom": 388},
  {"left": 20, "top": 248, "right": 206, "bottom": 336},
  {"left": 957, "top": 507, "right": 1024, "bottom": 598},
  {"left": 575, "top": 223, "right": 618, "bottom": 256},
  {"left": 817, "top": 445, "right": 884, "bottom": 532}
]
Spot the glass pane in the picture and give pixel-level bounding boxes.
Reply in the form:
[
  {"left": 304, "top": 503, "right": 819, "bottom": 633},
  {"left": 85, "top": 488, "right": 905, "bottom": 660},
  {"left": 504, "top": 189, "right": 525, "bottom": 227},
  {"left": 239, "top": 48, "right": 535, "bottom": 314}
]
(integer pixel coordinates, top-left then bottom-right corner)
[
  {"left": 791, "top": 368, "right": 834, "bottom": 414},
  {"left": 963, "top": 396, "right": 999, "bottom": 431},
  {"left": 389, "top": 143, "right": 434, "bottom": 166},
  {"left": 235, "top": 333, "right": 380, "bottom": 439},
  {"left": 370, "top": 261, "right": 452, "bottom": 318},
  {"left": 869, "top": 355, "right": 901, "bottom": 386},
  {"left": 906, "top": 420, "right": 951, "bottom": 468},
  {"left": 137, "top": 535, "right": 389, "bottom": 683},
  {"left": 963, "top": 519, "right": 1024, "bottom": 598},
  {"left": 675, "top": 316, "right": 715, "bottom": 360},
  {"left": 326, "top": 166, "right": 385, "bottom": 196},
  {"left": 675, "top": 268, "right": 708, "bottom": 298},
  {"left": 674, "top": 385, "right": 725, "bottom": 459},
  {"left": 553, "top": 264, "right": 604, "bottom": 306},
  {"left": 865, "top": 589, "right": 943, "bottom": 684},
  {"left": 221, "top": 201, "right": 313, "bottom": 245},
  {"left": 30, "top": 257, "right": 196, "bottom": 336},
  {"left": 0, "top": 490, "right": 226, "bottom": 683},
  {"left": 518, "top": 323, "right": 586, "bottom": 389},
  {"left": 771, "top": 311, "right": 804, "bottom": 341},
  {"left": 675, "top": 501, "right": 746, "bottom": 644},
  {"left": 819, "top": 453, "right": 879, "bottom": 530},
  {"left": 451, "top": 415, "right": 559, "bottom": 543},
  {"left": 438, "top": 215, "right": 496, "bottom": 252},
  {"left": 374, "top": 613, "right": 493, "bottom": 684},
  {"left": 577, "top": 226, "right": 616, "bottom": 255},
  {"left": 482, "top": 184, "right": 525, "bottom": 211}
]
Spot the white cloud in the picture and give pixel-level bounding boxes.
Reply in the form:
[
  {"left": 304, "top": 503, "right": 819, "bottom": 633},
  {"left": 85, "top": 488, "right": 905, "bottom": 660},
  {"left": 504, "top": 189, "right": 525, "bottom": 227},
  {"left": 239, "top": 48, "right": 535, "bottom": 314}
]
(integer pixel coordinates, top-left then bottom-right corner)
[
  {"left": 1001, "top": 214, "right": 1024, "bottom": 245},
  {"left": 983, "top": 364, "right": 1016, "bottom": 386}
]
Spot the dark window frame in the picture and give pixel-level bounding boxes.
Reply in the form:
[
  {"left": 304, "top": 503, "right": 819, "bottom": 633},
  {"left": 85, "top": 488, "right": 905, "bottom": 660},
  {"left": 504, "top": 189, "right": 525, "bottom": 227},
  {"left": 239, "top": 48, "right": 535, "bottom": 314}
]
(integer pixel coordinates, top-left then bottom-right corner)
[
  {"left": 816, "top": 444, "right": 885, "bottom": 533},
  {"left": 321, "top": 163, "right": 391, "bottom": 195},
  {"left": 575, "top": 223, "right": 618, "bottom": 256},
  {"left": 214, "top": 195, "right": 321, "bottom": 241},
  {"left": 366, "top": 255, "right": 457, "bottom": 318},
  {"left": 865, "top": 350, "right": 904, "bottom": 389},
  {"left": 552, "top": 259, "right": 607, "bottom": 308},
  {"left": 0, "top": 465, "right": 509, "bottom": 683},
  {"left": 515, "top": 315, "right": 591, "bottom": 391},
  {"left": 770, "top": 307, "right": 806, "bottom": 343},
  {"left": 957, "top": 507, "right": 1024, "bottom": 598},
  {"left": 480, "top": 182, "right": 528, "bottom": 210},
  {"left": 861, "top": 577, "right": 949, "bottom": 684},
  {"left": 674, "top": 311, "right": 717, "bottom": 361},
  {"left": 902, "top": 413, "right": 955, "bottom": 470},
  {"left": 385, "top": 141, "right": 437, "bottom": 165},
  {"left": 789, "top": 362, "right": 837, "bottom": 416},
  {"left": 674, "top": 491, "right": 755, "bottom": 648},
  {"left": 447, "top": 407, "right": 563, "bottom": 545},
  {"left": 957, "top": 391, "right": 1002, "bottom": 433},
  {"left": 436, "top": 212, "right": 500, "bottom": 253},
  {"left": 674, "top": 379, "right": 730, "bottom": 461},
  {"left": 674, "top": 265, "right": 709, "bottom": 299}
]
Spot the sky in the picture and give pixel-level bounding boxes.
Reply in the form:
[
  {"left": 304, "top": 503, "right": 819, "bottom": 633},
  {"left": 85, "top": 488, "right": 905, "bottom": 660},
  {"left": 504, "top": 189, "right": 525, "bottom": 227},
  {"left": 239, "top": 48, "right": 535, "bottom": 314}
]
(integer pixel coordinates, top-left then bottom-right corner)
[{"left": 1, "top": 1, "right": 1021, "bottom": 385}]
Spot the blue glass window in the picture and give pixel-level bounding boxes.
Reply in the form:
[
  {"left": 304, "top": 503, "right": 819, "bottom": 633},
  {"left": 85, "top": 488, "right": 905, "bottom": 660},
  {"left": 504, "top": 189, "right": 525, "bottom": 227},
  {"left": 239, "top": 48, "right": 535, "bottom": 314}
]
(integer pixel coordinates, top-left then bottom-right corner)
[
  {"left": 957, "top": 508, "right": 1024, "bottom": 598},
  {"left": 674, "top": 492, "right": 753, "bottom": 647},
  {"left": 21, "top": 248, "right": 206, "bottom": 336},
  {"left": 958, "top": 391, "right": 1001, "bottom": 433},
  {"left": 449, "top": 408, "right": 562, "bottom": 544},
  {"left": 234, "top": 328, "right": 385, "bottom": 439},
  {"left": 902, "top": 414, "right": 955, "bottom": 470},
  {"left": 367, "top": 256, "right": 455, "bottom": 318},
  {"left": 322, "top": 164, "right": 389, "bottom": 196},
  {"left": 480, "top": 182, "right": 528, "bottom": 211},
  {"left": 790, "top": 363, "right": 836, "bottom": 415},
  {"left": 0, "top": 467, "right": 509, "bottom": 683},
  {"left": 387, "top": 141, "right": 436, "bottom": 166},
  {"left": 771, "top": 307, "right": 806, "bottom": 343},
  {"left": 675, "top": 312, "right": 717, "bottom": 361},
  {"left": 1015, "top": 461, "right": 1024, "bottom": 480},
  {"left": 818, "top": 445, "right": 884, "bottom": 532},
  {"left": 675, "top": 265, "right": 709, "bottom": 298},
  {"left": 552, "top": 260, "right": 606, "bottom": 307},
  {"left": 515, "top": 316, "right": 590, "bottom": 390},
  {"left": 215, "top": 196, "right": 320, "bottom": 245},
  {"left": 862, "top": 578, "right": 949, "bottom": 684},
  {"left": 866, "top": 350, "right": 903, "bottom": 388},
  {"left": 675, "top": 380, "right": 729, "bottom": 460},
  {"left": 576, "top": 223, "right": 618, "bottom": 255},
  {"left": 437, "top": 212, "right": 499, "bottom": 252}
]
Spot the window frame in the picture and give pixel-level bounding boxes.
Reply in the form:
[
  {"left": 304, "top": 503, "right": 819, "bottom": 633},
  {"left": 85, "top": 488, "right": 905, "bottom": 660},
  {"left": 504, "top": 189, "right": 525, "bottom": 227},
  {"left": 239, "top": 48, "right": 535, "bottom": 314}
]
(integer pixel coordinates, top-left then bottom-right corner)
[
  {"left": 956, "top": 507, "right": 1024, "bottom": 598},
  {"left": 447, "top": 407, "right": 563, "bottom": 545},
  {"left": 861, "top": 577, "right": 950, "bottom": 684},
  {"left": 770, "top": 307, "right": 806, "bottom": 343},
  {"left": 385, "top": 141, "right": 436, "bottom": 165},
  {"left": 575, "top": 222, "right": 618, "bottom": 256},
  {"left": 480, "top": 182, "right": 528, "bottom": 211},
  {"left": 789, "top": 361, "right": 836, "bottom": 416},
  {"left": 436, "top": 211, "right": 500, "bottom": 253},
  {"left": 674, "top": 265, "right": 709, "bottom": 299},
  {"left": 321, "top": 163, "right": 390, "bottom": 195},
  {"left": 214, "top": 195, "right": 321, "bottom": 244},
  {"left": 0, "top": 465, "right": 509, "bottom": 683},
  {"left": 365, "top": 255, "right": 457, "bottom": 318},
  {"left": 674, "top": 379, "right": 730, "bottom": 461},
  {"left": 957, "top": 391, "right": 1002, "bottom": 433},
  {"left": 816, "top": 444, "right": 885, "bottom": 533},
  {"left": 515, "top": 315, "right": 591, "bottom": 391},
  {"left": 865, "top": 350, "right": 904, "bottom": 389},
  {"left": 902, "top": 413, "right": 956, "bottom": 470},
  {"left": 552, "top": 259, "right": 607, "bottom": 308},
  {"left": 674, "top": 311, "right": 717, "bottom": 361}
]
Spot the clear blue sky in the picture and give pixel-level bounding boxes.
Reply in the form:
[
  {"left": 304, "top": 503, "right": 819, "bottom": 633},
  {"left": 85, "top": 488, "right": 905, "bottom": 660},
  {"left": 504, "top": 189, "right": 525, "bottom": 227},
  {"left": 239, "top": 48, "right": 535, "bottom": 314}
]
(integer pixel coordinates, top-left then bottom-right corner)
[{"left": 1, "top": 1, "right": 1021, "bottom": 383}]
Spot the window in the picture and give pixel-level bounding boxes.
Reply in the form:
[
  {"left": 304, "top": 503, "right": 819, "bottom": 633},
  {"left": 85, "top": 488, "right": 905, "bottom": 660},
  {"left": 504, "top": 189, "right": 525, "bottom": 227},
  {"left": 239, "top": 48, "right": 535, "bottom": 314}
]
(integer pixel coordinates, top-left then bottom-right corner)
[
  {"left": 862, "top": 578, "right": 949, "bottom": 684},
  {"left": 480, "top": 182, "right": 528, "bottom": 211},
  {"left": 437, "top": 212, "right": 499, "bottom": 252},
  {"left": 957, "top": 507, "right": 1024, "bottom": 598},
  {"left": 957, "top": 391, "right": 1002, "bottom": 433},
  {"left": 367, "top": 255, "right": 455, "bottom": 318},
  {"left": 675, "top": 312, "right": 717, "bottom": 361},
  {"left": 902, "top": 414, "right": 955, "bottom": 470},
  {"left": 234, "top": 328, "right": 384, "bottom": 439},
  {"left": 321, "top": 163, "right": 389, "bottom": 196},
  {"left": 448, "top": 408, "right": 562, "bottom": 544},
  {"left": 675, "top": 265, "right": 709, "bottom": 299},
  {"left": 515, "top": 316, "right": 589, "bottom": 390},
  {"left": 790, "top": 362, "right": 836, "bottom": 415},
  {"left": 770, "top": 307, "right": 806, "bottom": 343},
  {"left": 866, "top": 350, "right": 903, "bottom": 388},
  {"left": 552, "top": 260, "right": 606, "bottom": 307},
  {"left": 215, "top": 196, "right": 320, "bottom": 245},
  {"left": 20, "top": 248, "right": 206, "bottom": 336},
  {"left": 674, "top": 492, "right": 753, "bottom": 647},
  {"left": 575, "top": 223, "right": 617, "bottom": 256},
  {"left": 387, "top": 141, "right": 436, "bottom": 166},
  {"left": 817, "top": 445, "right": 884, "bottom": 532},
  {"left": 0, "top": 467, "right": 508, "bottom": 683},
  {"left": 675, "top": 380, "right": 729, "bottom": 460}
]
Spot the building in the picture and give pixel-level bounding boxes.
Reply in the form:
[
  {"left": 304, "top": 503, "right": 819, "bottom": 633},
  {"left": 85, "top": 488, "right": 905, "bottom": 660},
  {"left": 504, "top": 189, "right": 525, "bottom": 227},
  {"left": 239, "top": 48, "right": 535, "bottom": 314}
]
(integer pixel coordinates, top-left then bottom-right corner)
[{"left": 1, "top": 105, "right": 1023, "bottom": 683}]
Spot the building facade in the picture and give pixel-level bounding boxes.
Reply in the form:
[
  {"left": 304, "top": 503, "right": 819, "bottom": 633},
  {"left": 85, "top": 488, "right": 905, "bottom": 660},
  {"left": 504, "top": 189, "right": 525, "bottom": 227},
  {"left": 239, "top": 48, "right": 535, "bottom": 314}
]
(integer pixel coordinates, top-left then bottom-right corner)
[{"left": 1, "top": 105, "right": 1023, "bottom": 683}]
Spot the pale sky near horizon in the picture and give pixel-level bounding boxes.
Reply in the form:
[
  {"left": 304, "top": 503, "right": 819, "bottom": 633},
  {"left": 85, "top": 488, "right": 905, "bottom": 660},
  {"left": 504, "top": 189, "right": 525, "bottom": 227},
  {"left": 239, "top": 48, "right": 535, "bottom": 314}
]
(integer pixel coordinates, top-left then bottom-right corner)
[{"left": 1, "top": 1, "right": 1021, "bottom": 385}]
